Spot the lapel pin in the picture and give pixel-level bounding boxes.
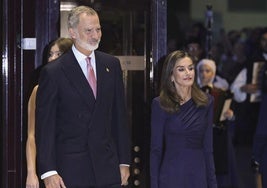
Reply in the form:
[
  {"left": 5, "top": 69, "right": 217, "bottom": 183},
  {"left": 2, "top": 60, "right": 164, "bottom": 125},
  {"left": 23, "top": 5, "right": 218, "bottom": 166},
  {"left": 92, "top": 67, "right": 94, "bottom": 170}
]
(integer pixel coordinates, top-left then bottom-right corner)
[{"left": 106, "top": 67, "right": 110, "bottom": 72}]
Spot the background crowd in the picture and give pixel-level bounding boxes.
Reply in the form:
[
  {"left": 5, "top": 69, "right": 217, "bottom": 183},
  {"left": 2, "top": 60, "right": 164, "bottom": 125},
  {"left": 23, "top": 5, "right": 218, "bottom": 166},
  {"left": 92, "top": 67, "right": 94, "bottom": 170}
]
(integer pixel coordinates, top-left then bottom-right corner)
[{"left": 167, "top": 23, "right": 267, "bottom": 188}]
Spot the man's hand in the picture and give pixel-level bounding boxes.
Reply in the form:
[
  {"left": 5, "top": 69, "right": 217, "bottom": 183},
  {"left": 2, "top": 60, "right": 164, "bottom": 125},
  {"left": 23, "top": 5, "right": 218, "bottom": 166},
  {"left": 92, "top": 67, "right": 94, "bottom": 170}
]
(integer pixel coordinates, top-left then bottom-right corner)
[
  {"left": 120, "top": 166, "right": 130, "bottom": 186},
  {"left": 240, "top": 83, "right": 259, "bottom": 94},
  {"left": 43, "top": 174, "right": 66, "bottom": 188}
]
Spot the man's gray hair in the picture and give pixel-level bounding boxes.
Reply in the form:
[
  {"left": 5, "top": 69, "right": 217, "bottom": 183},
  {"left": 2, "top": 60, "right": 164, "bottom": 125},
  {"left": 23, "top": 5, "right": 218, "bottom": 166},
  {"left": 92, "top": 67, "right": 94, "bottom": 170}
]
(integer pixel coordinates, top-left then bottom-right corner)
[{"left": 68, "top": 6, "right": 98, "bottom": 29}]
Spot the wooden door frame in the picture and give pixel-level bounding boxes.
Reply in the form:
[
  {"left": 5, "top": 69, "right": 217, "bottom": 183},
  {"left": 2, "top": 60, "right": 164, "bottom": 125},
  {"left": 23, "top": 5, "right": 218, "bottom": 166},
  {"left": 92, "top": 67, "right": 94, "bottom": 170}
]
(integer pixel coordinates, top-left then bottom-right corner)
[
  {"left": 1, "top": 0, "right": 59, "bottom": 187},
  {"left": 1, "top": 0, "right": 24, "bottom": 186}
]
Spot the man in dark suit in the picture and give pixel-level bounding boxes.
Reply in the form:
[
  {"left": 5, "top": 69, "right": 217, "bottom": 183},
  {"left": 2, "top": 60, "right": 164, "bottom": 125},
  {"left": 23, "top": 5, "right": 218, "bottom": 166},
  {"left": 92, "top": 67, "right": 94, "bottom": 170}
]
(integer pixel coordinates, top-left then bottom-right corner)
[{"left": 35, "top": 6, "right": 131, "bottom": 188}]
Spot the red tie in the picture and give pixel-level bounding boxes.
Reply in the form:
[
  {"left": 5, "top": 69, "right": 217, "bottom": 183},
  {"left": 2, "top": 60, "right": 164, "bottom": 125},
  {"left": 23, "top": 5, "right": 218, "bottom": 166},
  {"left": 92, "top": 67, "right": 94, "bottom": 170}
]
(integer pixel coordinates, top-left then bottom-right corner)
[{"left": 86, "top": 57, "right": 97, "bottom": 98}]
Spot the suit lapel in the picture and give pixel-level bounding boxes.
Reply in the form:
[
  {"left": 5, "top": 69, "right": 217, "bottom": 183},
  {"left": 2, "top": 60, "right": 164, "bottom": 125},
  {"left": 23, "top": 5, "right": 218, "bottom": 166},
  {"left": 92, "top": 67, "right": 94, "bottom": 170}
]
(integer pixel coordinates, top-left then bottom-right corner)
[
  {"left": 95, "top": 52, "right": 104, "bottom": 103},
  {"left": 61, "top": 51, "right": 96, "bottom": 109},
  {"left": 94, "top": 51, "right": 112, "bottom": 107}
]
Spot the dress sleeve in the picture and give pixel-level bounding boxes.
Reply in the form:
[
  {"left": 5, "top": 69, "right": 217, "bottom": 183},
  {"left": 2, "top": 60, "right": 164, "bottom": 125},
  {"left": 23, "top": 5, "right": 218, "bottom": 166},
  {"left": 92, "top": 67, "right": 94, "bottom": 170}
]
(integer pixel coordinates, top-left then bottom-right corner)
[
  {"left": 203, "top": 96, "right": 218, "bottom": 188},
  {"left": 150, "top": 98, "right": 165, "bottom": 188}
]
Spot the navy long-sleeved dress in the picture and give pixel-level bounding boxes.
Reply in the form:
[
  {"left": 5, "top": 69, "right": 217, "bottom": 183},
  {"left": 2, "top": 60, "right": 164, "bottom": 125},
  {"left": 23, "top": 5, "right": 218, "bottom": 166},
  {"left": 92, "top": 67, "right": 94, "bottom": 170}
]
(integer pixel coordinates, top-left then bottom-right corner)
[{"left": 150, "top": 96, "right": 218, "bottom": 188}]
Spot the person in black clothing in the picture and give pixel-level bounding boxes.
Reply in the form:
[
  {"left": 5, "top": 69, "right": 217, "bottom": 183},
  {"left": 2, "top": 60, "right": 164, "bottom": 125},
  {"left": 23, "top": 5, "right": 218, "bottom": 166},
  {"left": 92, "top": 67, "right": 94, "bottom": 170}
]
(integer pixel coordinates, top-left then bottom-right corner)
[{"left": 252, "top": 27, "right": 267, "bottom": 188}]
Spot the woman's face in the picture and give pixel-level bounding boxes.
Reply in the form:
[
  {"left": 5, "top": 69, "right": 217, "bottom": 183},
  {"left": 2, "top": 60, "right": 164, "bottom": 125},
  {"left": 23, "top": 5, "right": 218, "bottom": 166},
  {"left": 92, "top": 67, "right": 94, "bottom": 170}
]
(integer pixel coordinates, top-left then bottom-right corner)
[
  {"left": 48, "top": 44, "right": 62, "bottom": 62},
  {"left": 199, "top": 64, "right": 214, "bottom": 86},
  {"left": 171, "top": 57, "right": 195, "bottom": 88}
]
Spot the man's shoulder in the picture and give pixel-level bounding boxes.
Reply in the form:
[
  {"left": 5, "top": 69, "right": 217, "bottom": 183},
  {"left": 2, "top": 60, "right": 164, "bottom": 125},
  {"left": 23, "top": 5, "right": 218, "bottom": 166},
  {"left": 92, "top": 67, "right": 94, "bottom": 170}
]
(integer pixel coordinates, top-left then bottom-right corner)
[
  {"left": 95, "top": 50, "right": 118, "bottom": 61},
  {"left": 46, "top": 51, "right": 74, "bottom": 67}
]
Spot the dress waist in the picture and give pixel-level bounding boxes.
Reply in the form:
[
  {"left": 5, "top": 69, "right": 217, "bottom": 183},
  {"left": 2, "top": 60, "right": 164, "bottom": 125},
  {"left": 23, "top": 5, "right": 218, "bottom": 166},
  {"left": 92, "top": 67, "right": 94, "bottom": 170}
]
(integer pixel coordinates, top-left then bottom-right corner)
[{"left": 166, "top": 134, "right": 203, "bottom": 149}]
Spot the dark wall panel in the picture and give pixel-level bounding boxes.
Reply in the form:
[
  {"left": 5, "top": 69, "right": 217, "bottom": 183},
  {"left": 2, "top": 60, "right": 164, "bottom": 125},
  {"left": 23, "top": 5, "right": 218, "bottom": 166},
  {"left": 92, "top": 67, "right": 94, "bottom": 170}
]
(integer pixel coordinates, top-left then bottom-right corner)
[
  {"left": 228, "top": 0, "right": 267, "bottom": 12},
  {"left": 1, "top": 0, "right": 23, "bottom": 187}
]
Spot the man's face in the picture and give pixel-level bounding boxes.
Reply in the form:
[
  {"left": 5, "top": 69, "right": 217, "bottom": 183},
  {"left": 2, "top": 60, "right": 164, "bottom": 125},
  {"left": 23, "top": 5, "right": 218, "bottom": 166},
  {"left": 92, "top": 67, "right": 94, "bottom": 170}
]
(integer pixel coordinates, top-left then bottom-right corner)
[
  {"left": 260, "top": 33, "right": 267, "bottom": 53},
  {"left": 70, "top": 13, "right": 102, "bottom": 53}
]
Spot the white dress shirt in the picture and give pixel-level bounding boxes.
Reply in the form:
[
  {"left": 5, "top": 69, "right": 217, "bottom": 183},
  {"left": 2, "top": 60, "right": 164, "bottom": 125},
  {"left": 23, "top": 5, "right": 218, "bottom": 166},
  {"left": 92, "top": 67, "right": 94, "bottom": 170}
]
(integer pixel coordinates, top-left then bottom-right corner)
[{"left": 72, "top": 45, "right": 97, "bottom": 79}]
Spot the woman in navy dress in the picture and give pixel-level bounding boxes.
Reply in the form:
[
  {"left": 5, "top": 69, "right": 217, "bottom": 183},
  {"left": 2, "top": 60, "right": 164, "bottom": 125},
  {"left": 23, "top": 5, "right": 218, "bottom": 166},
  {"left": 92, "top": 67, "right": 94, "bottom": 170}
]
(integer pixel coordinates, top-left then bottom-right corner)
[{"left": 150, "top": 50, "right": 218, "bottom": 188}]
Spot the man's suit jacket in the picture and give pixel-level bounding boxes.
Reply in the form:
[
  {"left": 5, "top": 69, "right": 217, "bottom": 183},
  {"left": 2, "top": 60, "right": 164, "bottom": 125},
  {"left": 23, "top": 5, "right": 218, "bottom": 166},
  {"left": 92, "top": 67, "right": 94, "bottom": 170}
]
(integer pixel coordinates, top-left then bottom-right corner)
[{"left": 36, "top": 50, "right": 131, "bottom": 187}]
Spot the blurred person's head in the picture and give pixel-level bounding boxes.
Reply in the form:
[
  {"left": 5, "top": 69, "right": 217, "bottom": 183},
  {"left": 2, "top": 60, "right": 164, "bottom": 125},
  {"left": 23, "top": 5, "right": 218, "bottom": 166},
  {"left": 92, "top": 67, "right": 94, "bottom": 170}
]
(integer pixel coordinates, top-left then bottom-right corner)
[
  {"left": 260, "top": 28, "right": 267, "bottom": 53},
  {"left": 185, "top": 37, "right": 205, "bottom": 64},
  {"left": 209, "top": 43, "right": 224, "bottom": 66},
  {"left": 196, "top": 59, "right": 216, "bottom": 87},
  {"left": 227, "top": 30, "right": 241, "bottom": 46},
  {"left": 232, "top": 40, "right": 247, "bottom": 62},
  {"left": 68, "top": 6, "right": 102, "bottom": 56},
  {"left": 188, "top": 22, "right": 206, "bottom": 41},
  {"left": 48, "top": 37, "right": 73, "bottom": 62}
]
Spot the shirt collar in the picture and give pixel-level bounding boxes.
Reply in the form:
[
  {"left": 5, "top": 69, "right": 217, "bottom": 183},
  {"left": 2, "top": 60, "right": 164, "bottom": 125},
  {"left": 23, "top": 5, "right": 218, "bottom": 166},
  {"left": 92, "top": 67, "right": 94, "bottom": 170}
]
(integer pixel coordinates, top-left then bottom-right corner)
[{"left": 71, "top": 45, "right": 96, "bottom": 68}]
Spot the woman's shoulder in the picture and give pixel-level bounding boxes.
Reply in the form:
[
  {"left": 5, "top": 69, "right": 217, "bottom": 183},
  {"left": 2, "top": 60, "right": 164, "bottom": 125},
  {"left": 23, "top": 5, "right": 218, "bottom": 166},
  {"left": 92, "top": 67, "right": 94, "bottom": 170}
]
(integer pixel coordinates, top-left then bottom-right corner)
[
  {"left": 151, "top": 96, "right": 171, "bottom": 118},
  {"left": 95, "top": 50, "right": 119, "bottom": 61},
  {"left": 152, "top": 96, "right": 160, "bottom": 102},
  {"left": 151, "top": 96, "right": 161, "bottom": 107}
]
